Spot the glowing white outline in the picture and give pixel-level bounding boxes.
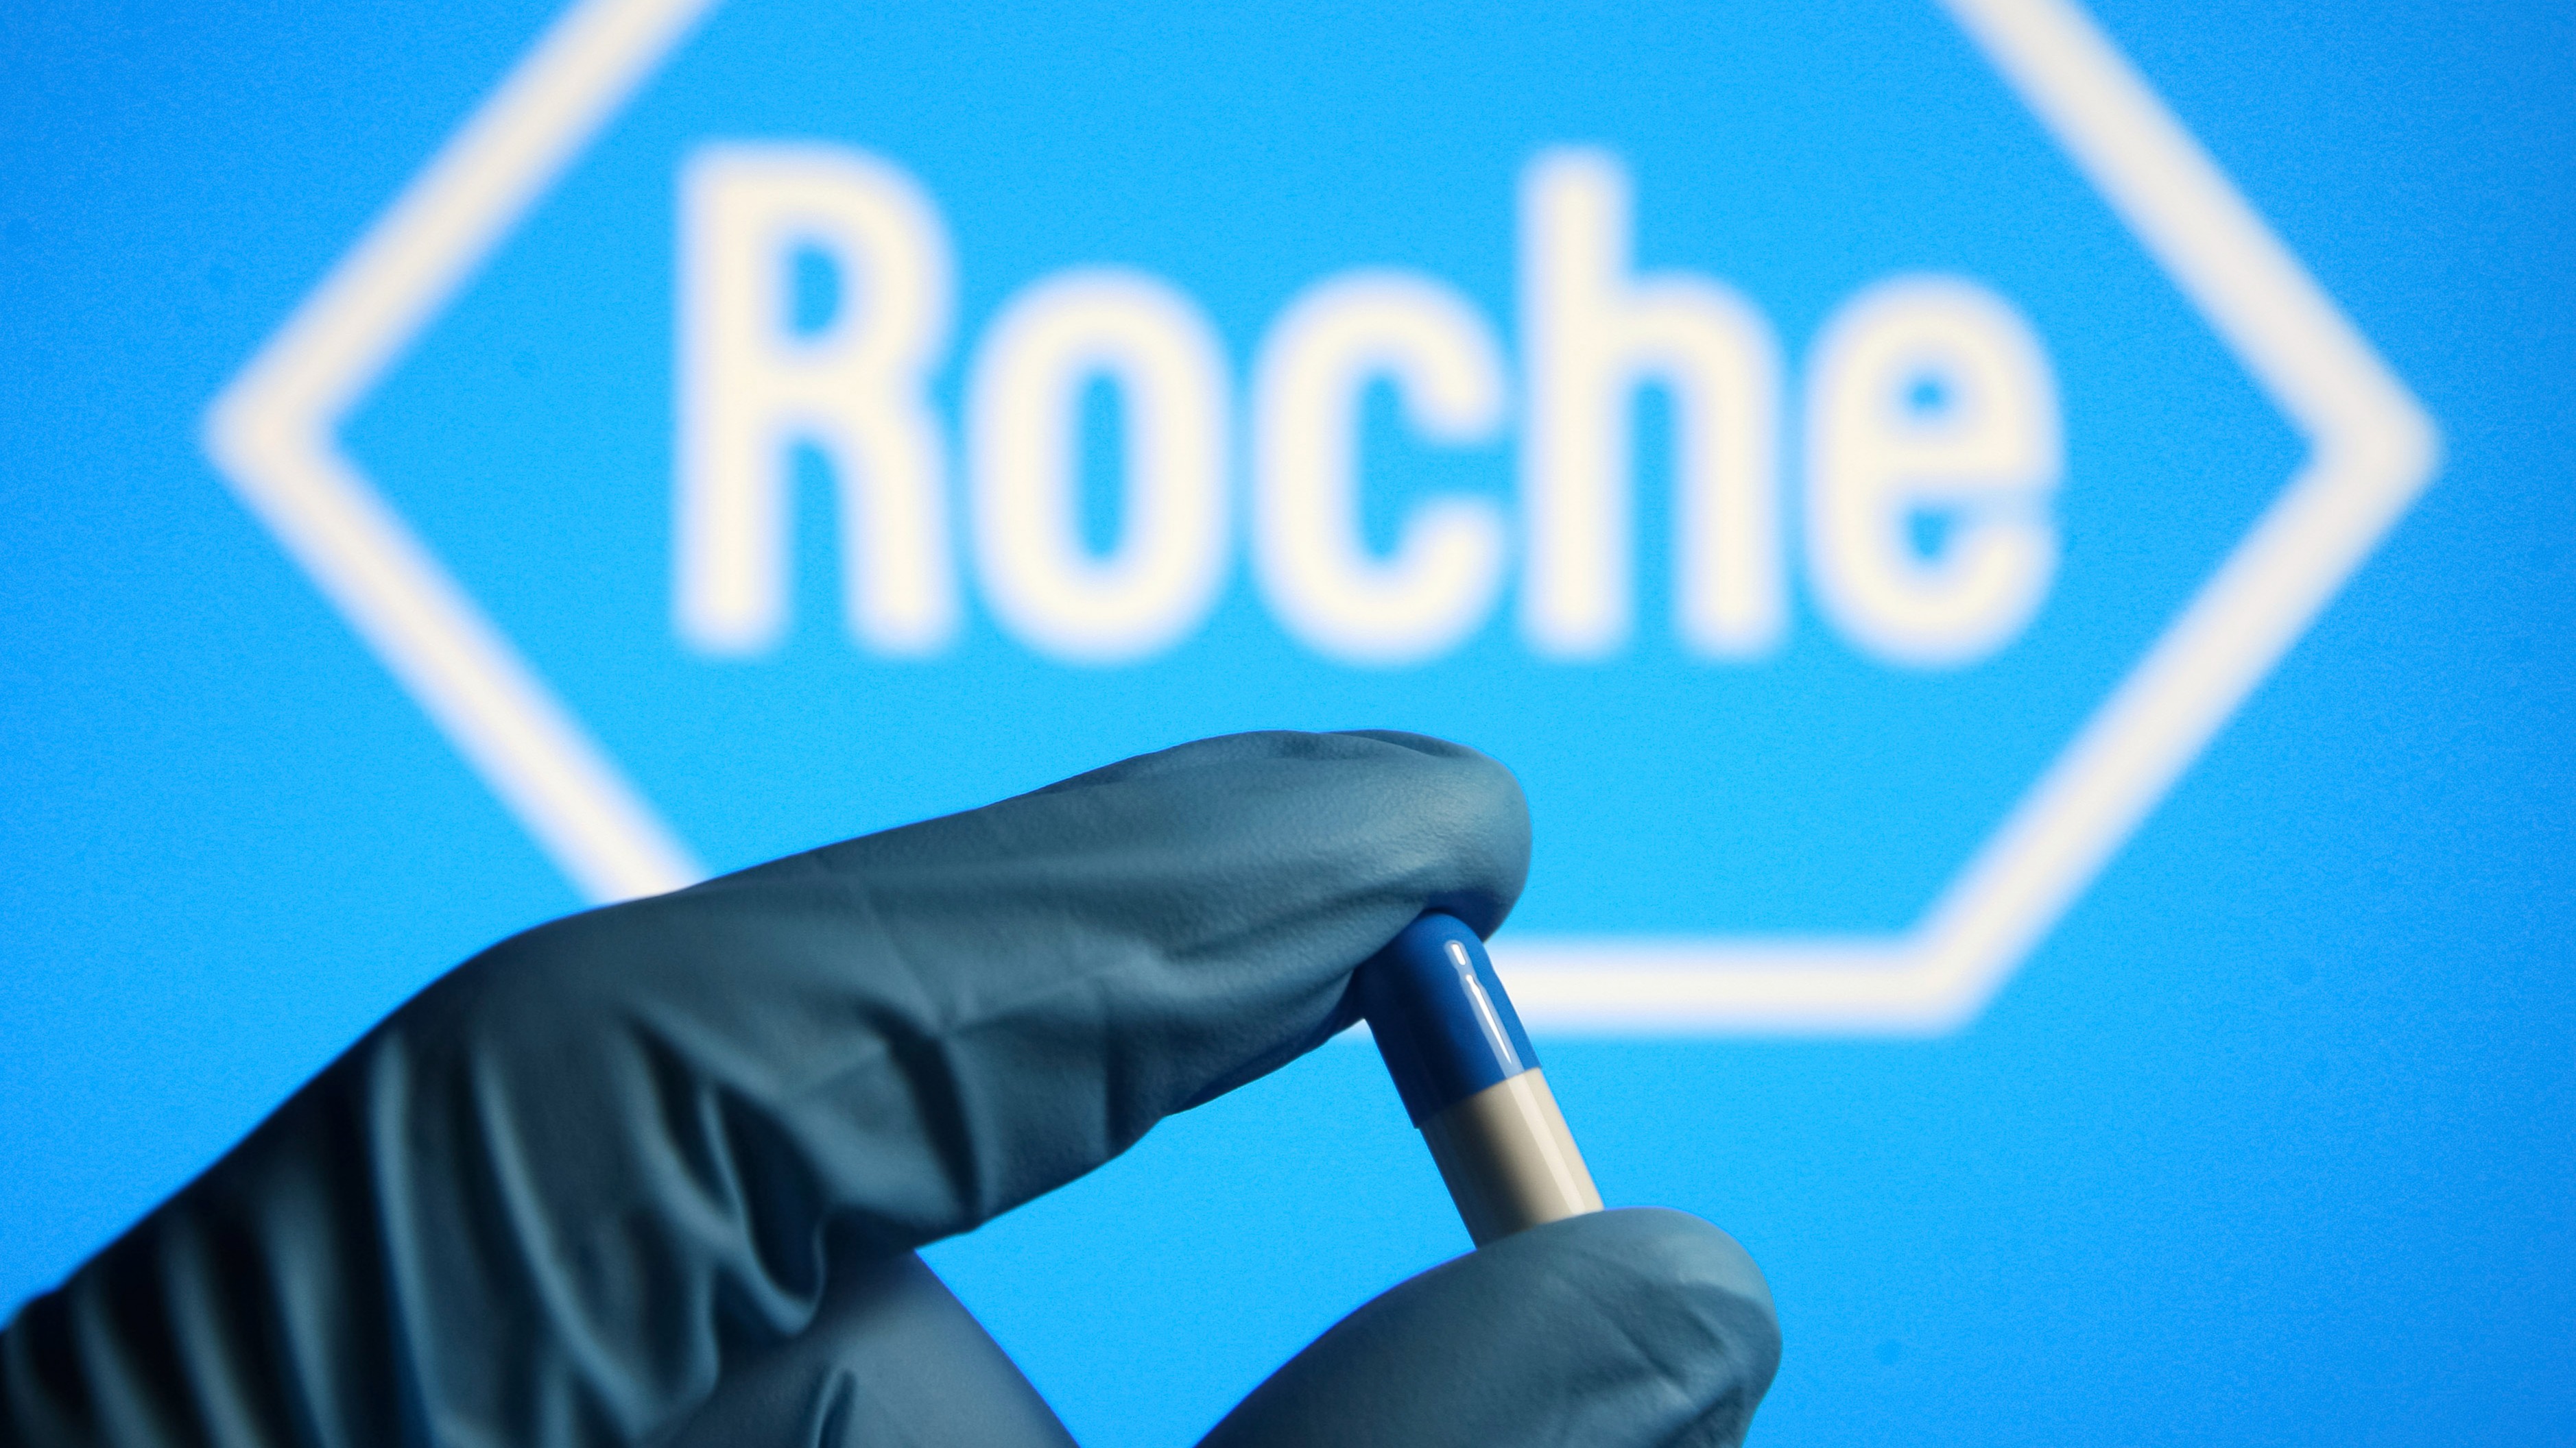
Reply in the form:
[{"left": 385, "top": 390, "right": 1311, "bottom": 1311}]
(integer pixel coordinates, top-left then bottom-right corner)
[{"left": 202, "top": 0, "right": 2437, "bottom": 1033}]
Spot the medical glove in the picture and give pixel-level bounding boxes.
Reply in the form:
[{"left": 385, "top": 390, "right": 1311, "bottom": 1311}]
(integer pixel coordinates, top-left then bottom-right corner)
[{"left": 1, "top": 730, "right": 1778, "bottom": 1447}]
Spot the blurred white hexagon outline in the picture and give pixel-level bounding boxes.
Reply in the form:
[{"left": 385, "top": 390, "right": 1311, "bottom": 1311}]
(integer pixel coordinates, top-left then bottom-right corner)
[{"left": 201, "top": 0, "right": 2439, "bottom": 1034}]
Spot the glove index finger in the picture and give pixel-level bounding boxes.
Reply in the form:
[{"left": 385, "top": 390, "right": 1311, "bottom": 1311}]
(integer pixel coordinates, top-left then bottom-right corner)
[{"left": 480, "top": 727, "right": 1529, "bottom": 1240}]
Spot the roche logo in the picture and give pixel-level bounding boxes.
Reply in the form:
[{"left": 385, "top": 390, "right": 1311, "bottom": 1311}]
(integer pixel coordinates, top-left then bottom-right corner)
[
  {"left": 203, "top": 0, "right": 2437, "bottom": 1033},
  {"left": 671, "top": 142, "right": 2060, "bottom": 671}
]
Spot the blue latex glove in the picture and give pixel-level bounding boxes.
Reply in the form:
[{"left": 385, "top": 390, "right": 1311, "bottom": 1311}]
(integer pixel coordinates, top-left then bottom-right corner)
[{"left": 1, "top": 731, "right": 1779, "bottom": 1447}]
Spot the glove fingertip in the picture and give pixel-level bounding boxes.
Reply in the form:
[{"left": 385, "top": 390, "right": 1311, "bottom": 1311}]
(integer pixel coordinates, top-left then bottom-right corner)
[{"left": 1328, "top": 730, "right": 1531, "bottom": 937}]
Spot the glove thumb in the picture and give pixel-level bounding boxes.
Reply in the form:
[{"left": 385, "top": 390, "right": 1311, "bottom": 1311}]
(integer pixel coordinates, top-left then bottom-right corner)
[{"left": 1199, "top": 1208, "right": 1780, "bottom": 1448}]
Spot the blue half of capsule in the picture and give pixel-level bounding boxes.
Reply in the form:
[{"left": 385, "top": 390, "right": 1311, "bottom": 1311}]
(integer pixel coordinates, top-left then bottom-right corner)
[{"left": 1353, "top": 912, "right": 1540, "bottom": 1126}]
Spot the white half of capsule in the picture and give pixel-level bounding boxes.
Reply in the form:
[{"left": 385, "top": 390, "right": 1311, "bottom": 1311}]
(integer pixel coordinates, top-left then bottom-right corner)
[{"left": 1419, "top": 1067, "right": 1605, "bottom": 1246}]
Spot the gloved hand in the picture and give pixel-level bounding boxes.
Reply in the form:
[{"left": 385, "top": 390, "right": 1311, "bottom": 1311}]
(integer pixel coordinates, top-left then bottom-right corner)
[{"left": 0, "top": 730, "right": 1779, "bottom": 1447}]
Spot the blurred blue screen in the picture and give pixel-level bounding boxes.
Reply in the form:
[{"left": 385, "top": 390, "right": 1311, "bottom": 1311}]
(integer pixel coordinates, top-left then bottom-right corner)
[{"left": 3, "top": 0, "right": 2571, "bottom": 1441}]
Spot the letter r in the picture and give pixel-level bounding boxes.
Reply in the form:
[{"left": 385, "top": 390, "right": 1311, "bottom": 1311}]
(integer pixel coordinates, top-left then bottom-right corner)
[{"left": 675, "top": 143, "right": 956, "bottom": 656}]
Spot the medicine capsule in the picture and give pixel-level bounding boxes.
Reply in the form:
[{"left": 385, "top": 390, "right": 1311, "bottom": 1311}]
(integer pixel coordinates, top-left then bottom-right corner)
[{"left": 1355, "top": 912, "right": 1604, "bottom": 1246}]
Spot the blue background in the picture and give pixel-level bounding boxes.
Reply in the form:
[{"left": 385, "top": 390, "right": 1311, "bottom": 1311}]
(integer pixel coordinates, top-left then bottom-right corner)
[{"left": 3, "top": 0, "right": 2571, "bottom": 1442}]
